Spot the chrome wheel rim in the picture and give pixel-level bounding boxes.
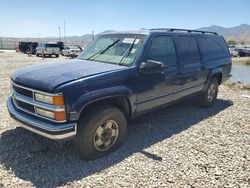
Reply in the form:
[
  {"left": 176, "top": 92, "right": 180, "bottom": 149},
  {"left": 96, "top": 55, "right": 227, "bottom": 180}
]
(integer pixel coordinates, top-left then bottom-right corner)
[
  {"left": 93, "top": 120, "right": 119, "bottom": 151},
  {"left": 208, "top": 84, "right": 216, "bottom": 102}
]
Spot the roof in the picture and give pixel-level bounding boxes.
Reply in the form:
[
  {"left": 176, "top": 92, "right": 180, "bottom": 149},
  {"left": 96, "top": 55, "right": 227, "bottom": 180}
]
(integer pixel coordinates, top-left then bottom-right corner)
[
  {"left": 99, "top": 30, "right": 150, "bottom": 35},
  {"left": 99, "top": 28, "right": 218, "bottom": 36}
]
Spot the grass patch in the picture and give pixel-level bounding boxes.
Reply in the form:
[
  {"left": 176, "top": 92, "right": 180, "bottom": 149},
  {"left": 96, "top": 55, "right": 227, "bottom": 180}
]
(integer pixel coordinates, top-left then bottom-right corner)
[{"left": 246, "top": 59, "right": 250, "bottom": 65}]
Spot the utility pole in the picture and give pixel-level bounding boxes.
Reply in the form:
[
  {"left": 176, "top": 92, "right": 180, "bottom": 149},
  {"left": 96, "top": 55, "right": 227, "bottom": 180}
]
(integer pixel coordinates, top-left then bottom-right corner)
[
  {"left": 58, "top": 27, "right": 61, "bottom": 41},
  {"left": 63, "top": 19, "right": 66, "bottom": 43},
  {"left": 37, "top": 33, "right": 40, "bottom": 42},
  {"left": 92, "top": 31, "right": 94, "bottom": 41}
]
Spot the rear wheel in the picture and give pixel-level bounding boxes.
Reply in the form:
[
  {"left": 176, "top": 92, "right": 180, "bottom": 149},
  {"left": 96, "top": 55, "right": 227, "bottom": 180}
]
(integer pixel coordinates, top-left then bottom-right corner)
[
  {"left": 55, "top": 54, "right": 59, "bottom": 58},
  {"left": 74, "top": 105, "right": 127, "bottom": 160},
  {"left": 197, "top": 78, "right": 218, "bottom": 107}
]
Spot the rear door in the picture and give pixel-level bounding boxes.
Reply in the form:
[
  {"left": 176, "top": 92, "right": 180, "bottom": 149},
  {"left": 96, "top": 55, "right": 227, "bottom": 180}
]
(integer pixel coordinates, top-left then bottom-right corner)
[{"left": 175, "top": 35, "right": 206, "bottom": 94}]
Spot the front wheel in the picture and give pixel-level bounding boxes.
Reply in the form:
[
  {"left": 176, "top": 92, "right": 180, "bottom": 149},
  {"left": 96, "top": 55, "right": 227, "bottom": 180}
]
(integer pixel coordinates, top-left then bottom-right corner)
[
  {"left": 197, "top": 78, "right": 218, "bottom": 107},
  {"left": 74, "top": 105, "right": 127, "bottom": 160}
]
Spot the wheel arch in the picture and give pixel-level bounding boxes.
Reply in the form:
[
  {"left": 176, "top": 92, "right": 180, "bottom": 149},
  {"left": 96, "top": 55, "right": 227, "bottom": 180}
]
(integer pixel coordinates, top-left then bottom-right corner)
[
  {"left": 69, "top": 86, "right": 135, "bottom": 121},
  {"left": 208, "top": 68, "right": 223, "bottom": 84},
  {"left": 82, "top": 95, "right": 132, "bottom": 119},
  {"left": 212, "top": 72, "right": 222, "bottom": 85}
]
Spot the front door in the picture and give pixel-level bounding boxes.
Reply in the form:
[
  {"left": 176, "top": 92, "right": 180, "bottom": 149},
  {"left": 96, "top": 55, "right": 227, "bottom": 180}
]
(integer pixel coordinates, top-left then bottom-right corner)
[{"left": 135, "top": 35, "right": 182, "bottom": 113}]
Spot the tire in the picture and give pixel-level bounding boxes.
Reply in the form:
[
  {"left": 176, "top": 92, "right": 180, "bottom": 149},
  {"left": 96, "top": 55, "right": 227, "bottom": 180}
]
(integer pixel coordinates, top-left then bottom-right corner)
[
  {"left": 197, "top": 77, "right": 218, "bottom": 107},
  {"left": 55, "top": 54, "right": 59, "bottom": 58},
  {"left": 36, "top": 53, "right": 39, "bottom": 57},
  {"left": 74, "top": 105, "right": 127, "bottom": 160}
]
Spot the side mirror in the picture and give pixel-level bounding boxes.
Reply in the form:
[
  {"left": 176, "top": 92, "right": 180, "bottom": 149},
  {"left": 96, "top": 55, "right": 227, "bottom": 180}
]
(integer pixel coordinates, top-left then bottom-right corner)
[{"left": 139, "top": 60, "right": 164, "bottom": 74}]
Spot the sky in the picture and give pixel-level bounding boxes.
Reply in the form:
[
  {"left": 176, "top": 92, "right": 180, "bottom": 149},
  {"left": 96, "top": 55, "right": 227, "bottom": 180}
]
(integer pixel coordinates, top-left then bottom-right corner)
[{"left": 0, "top": 0, "right": 249, "bottom": 38}]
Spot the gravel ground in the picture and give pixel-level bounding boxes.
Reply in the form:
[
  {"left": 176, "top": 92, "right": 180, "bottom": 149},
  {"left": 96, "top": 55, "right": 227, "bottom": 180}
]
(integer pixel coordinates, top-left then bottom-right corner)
[{"left": 0, "top": 52, "right": 249, "bottom": 188}]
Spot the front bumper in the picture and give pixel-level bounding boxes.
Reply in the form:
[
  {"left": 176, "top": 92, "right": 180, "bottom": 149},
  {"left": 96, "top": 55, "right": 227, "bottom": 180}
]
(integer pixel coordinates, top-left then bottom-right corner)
[
  {"left": 63, "top": 51, "right": 79, "bottom": 56},
  {"left": 43, "top": 52, "right": 60, "bottom": 55},
  {"left": 7, "top": 97, "right": 77, "bottom": 141}
]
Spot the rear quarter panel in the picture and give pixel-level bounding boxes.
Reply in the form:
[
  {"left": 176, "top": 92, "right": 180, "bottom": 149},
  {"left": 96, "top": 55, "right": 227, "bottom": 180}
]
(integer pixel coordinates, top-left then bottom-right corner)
[{"left": 196, "top": 35, "right": 232, "bottom": 85}]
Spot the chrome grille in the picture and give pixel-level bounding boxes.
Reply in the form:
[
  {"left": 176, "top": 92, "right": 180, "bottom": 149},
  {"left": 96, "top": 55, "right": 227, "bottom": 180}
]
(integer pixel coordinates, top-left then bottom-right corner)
[
  {"left": 11, "top": 82, "right": 66, "bottom": 123},
  {"left": 14, "top": 99, "right": 35, "bottom": 113},
  {"left": 13, "top": 84, "right": 33, "bottom": 98}
]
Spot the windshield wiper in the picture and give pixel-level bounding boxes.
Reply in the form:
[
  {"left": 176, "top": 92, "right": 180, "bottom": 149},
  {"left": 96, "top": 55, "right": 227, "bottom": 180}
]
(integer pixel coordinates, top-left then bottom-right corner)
[
  {"left": 119, "top": 36, "right": 137, "bottom": 65},
  {"left": 87, "top": 39, "right": 120, "bottom": 61}
]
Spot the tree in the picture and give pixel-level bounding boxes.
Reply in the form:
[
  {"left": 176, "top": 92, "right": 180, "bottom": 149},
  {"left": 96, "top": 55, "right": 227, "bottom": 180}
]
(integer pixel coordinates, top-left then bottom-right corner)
[{"left": 227, "top": 40, "right": 237, "bottom": 45}]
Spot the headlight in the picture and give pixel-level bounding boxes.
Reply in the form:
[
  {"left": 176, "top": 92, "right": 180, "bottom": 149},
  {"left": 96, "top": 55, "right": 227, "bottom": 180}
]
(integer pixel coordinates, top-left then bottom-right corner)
[
  {"left": 36, "top": 108, "right": 54, "bottom": 119},
  {"left": 35, "top": 93, "right": 53, "bottom": 104},
  {"left": 34, "top": 93, "right": 64, "bottom": 106},
  {"left": 36, "top": 108, "right": 66, "bottom": 121}
]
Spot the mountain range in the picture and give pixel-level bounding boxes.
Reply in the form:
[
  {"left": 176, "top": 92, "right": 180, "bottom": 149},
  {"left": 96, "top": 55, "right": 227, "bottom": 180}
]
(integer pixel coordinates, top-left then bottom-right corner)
[
  {"left": 197, "top": 24, "right": 250, "bottom": 43},
  {"left": 69, "top": 24, "right": 250, "bottom": 43},
  {"left": 1, "top": 24, "right": 250, "bottom": 44}
]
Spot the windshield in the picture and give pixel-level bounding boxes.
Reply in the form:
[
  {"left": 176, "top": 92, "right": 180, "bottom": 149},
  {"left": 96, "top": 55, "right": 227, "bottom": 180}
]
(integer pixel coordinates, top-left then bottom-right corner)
[{"left": 78, "top": 34, "right": 145, "bottom": 66}]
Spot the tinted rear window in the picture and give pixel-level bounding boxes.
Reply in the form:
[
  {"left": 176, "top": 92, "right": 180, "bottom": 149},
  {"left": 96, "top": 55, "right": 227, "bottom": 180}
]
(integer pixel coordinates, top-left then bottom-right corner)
[
  {"left": 197, "top": 36, "right": 229, "bottom": 61},
  {"left": 177, "top": 36, "right": 201, "bottom": 63},
  {"left": 46, "top": 44, "right": 59, "bottom": 47}
]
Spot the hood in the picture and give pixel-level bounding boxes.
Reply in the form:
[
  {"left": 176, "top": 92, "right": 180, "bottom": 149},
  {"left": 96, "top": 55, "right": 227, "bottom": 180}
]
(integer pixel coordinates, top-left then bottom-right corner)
[{"left": 12, "top": 59, "right": 127, "bottom": 92}]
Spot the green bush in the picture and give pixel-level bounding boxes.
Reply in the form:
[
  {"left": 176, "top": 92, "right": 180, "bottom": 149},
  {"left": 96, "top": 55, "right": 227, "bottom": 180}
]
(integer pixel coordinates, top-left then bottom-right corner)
[{"left": 227, "top": 40, "right": 237, "bottom": 45}]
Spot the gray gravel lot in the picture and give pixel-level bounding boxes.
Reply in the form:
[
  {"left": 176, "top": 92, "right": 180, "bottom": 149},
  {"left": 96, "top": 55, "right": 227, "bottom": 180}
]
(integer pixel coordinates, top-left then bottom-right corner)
[{"left": 0, "top": 52, "right": 249, "bottom": 188}]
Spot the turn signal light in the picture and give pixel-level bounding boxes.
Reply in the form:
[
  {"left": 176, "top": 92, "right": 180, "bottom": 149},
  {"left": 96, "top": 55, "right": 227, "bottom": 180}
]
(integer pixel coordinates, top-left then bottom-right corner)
[
  {"left": 54, "top": 111, "right": 66, "bottom": 121},
  {"left": 53, "top": 96, "right": 65, "bottom": 106}
]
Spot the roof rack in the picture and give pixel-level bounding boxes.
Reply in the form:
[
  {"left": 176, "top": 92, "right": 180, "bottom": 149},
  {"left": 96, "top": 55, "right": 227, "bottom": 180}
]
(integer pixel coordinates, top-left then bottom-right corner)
[{"left": 150, "top": 28, "right": 218, "bottom": 35}]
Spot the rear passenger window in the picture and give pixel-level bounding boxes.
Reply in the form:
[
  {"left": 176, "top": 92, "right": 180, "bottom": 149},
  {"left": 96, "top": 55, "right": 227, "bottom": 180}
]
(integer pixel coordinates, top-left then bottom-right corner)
[
  {"left": 197, "top": 36, "right": 229, "bottom": 61},
  {"left": 46, "top": 44, "right": 59, "bottom": 48},
  {"left": 178, "top": 36, "right": 201, "bottom": 63},
  {"left": 145, "top": 36, "right": 177, "bottom": 65}
]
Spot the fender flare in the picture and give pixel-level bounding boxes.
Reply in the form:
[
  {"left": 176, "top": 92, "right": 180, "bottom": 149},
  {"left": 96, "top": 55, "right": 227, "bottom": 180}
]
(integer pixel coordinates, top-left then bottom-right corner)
[
  {"left": 203, "top": 68, "right": 223, "bottom": 92},
  {"left": 69, "top": 86, "right": 135, "bottom": 121}
]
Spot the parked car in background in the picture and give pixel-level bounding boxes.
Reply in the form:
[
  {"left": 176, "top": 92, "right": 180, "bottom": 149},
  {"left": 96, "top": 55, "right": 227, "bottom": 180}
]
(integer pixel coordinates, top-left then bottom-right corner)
[
  {"left": 237, "top": 47, "right": 250, "bottom": 57},
  {"left": 57, "top": 41, "right": 65, "bottom": 51},
  {"left": 7, "top": 28, "right": 231, "bottom": 160},
  {"left": 18, "top": 42, "right": 38, "bottom": 54},
  {"left": 36, "top": 43, "right": 60, "bottom": 57},
  {"left": 229, "top": 48, "right": 238, "bottom": 57},
  {"left": 62, "top": 46, "right": 82, "bottom": 57}
]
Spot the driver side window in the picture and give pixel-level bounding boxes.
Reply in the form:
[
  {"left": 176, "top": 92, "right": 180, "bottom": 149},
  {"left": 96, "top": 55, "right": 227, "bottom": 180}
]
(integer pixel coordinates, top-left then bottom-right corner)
[{"left": 145, "top": 36, "right": 177, "bottom": 65}]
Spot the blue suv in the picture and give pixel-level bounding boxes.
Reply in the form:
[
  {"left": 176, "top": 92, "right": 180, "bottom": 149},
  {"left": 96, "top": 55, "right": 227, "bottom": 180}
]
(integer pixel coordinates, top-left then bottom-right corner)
[{"left": 7, "top": 28, "right": 232, "bottom": 160}]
